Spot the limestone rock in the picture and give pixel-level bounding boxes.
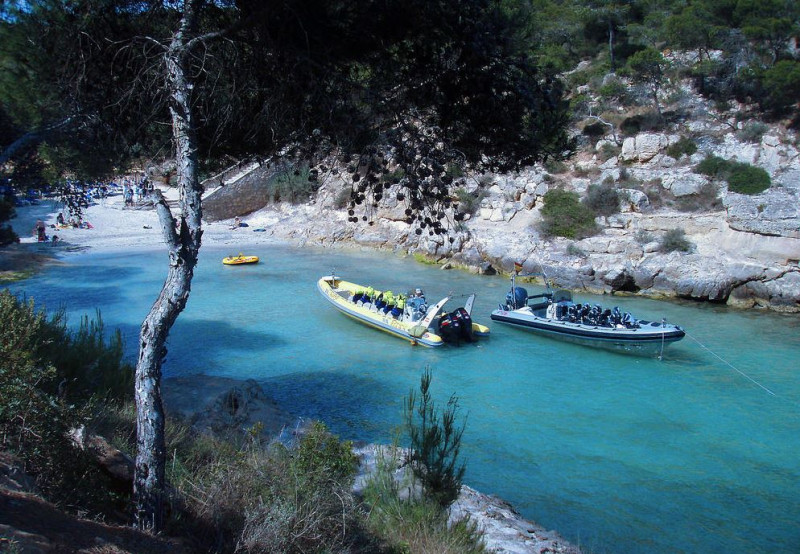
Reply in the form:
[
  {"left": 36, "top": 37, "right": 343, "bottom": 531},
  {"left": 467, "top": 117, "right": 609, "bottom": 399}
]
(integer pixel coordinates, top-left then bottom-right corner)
[
  {"left": 661, "top": 172, "right": 708, "bottom": 197},
  {"left": 621, "top": 133, "right": 672, "bottom": 163},
  {"left": 724, "top": 188, "right": 800, "bottom": 238}
]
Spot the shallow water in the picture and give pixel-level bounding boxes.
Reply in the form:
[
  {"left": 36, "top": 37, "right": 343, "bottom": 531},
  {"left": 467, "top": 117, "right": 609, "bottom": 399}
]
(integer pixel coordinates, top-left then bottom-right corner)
[{"left": 5, "top": 226, "right": 800, "bottom": 553}]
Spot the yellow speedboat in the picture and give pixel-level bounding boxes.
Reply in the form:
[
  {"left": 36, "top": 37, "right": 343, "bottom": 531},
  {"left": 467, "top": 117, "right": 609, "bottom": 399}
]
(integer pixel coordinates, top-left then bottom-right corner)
[
  {"left": 317, "top": 275, "right": 489, "bottom": 347},
  {"left": 222, "top": 254, "right": 259, "bottom": 265}
]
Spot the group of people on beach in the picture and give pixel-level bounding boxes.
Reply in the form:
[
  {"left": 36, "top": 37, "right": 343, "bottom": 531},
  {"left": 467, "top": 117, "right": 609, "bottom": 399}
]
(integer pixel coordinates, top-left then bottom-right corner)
[
  {"left": 33, "top": 219, "right": 60, "bottom": 244},
  {"left": 122, "top": 178, "right": 154, "bottom": 207}
]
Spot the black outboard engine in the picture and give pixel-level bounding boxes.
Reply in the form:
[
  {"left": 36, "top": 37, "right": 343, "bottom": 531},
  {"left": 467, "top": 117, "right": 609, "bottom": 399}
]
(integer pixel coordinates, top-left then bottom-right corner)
[
  {"left": 505, "top": 286, "right": 528, "bottom": 310},
  {"left": 452, "top": 307, "right": 475, "bottom": 342},
  {"left": 438, "top": 312, "right": 462, "bottom": 344}
]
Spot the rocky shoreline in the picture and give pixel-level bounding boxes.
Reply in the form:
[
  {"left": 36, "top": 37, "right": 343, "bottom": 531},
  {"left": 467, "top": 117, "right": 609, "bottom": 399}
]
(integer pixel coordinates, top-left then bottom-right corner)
[
  {"left": 162, "top": 375, "right": 583, "bottom": 554},
  {"left": 197, "top": 111, "right": 800, "bottom": 314}
]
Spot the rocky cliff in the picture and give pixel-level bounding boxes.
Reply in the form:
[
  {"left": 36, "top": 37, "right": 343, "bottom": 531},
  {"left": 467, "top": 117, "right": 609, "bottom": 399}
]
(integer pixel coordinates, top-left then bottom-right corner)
[{"left": 204, "top": 95, "right": 800, "bottom": 313}]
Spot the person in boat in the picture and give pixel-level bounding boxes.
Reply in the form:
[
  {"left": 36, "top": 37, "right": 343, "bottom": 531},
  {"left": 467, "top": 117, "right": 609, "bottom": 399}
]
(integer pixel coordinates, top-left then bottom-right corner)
[
  {"left": 363, "top": 286, "right": 375, "bottom": 306},
  {"left": 391, "top": 295, "right": 405, "bottom": 318},
  {"left": 381, "top": 291, "right": 394, "bottom": 313},
  {"left": 352, "top": 287, "right": 364, "bottom": 304}
]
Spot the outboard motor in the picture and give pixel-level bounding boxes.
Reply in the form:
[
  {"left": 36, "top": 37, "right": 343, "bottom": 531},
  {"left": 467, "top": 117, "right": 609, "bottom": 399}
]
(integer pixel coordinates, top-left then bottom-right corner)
[
  {"left": 452, "top": 307, "right": 475, "bottom": 342},
  {"left": 438, "top": 312, "right": 462, "bottom": 344},
  {"left": 505, "top": 286, "right": 528, "bottom": 310}
]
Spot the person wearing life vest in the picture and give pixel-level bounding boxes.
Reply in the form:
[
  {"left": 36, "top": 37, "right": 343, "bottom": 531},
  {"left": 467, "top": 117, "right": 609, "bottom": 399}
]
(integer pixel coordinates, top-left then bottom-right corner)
[
  {"left": 352, "top": 287, "right": 364, "bottom": 304},
  {"left": 382, "top": 291, "right": 394, "bottom": 313},
  {"left": 365, "top": 286, "right": 375, "bottom": 304},
  {"left": 392, "top": 294, "right": 405, "bottom": 318}
]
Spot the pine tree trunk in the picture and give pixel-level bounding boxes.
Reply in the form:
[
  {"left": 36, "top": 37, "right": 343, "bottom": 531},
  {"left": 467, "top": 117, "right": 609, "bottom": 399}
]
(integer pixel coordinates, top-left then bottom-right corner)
[{"left": 133, "top": 2, "right": 203, "bottom": 531}]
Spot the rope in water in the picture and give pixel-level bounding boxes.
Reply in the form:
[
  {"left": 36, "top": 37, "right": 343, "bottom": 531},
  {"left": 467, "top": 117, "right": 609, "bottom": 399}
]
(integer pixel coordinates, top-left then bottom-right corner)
[{"left": 686, "top": 331, "right": 776, "bottom": 396}]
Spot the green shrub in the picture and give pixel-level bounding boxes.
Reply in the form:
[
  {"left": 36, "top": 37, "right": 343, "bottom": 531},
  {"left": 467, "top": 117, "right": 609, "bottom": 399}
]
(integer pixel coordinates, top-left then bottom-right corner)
[
  {"left": 0, "top": 200, "right": 18, "bottom": 246},
  {"left": 584, "top": 183, "right": 621, "bottom": 217},
  {"left": 544, "top": 159, "right": 568, "bottom": 174},
  {"left": 737, "top": 122, "right": 768, "bottom": 144},
  {"left": 0, "top": 291, "right": 132, "bottom": 512},
  {"left": 454, "top": 187, "right": 486, "bottom": 215},
  {"left": 566, "top": 243, "right": 587, "bottom": 257},
  {"left": 666, "top": 136, "right": 698, "bottom": 159},
  {"left": 405, "top": 367, "right": 466, "bottom": 508},
  {"left": 598, "top": 77, "right": 629, "bottom": 103},
  {"left": 696, "top": 155, "right": 730, "bottom": 178},
  {"left": 620, "top": 110, "right": 664, "bottom": 136},
  {"left": 634, "top": 229, "right": 654, "bottom": 244},
  {"left": 539, "top": 189, "right": 598, "bottom": 239},
  {"left": 582, "top": 121, "right": 608, "bottom": 139},
  {"left": 675, "top": 182, "right": 722, "bottom": 212},
  {"left": 597, "top": 142, "right": 621, "bottom": 162},
  {"left": 177, "top": 420, "right": 361, "bottom": 552},
  {"left": 696, "top": 156, "right": 770, "bottom": 195},
  {"left": 269, "top": 165, "right": 319, "bottom": 203},
  {"left": 727, "top": 163, "right": 770, "bottom": 195},
  {"left": 658, "top": 228, "right": 692, "bottom": 253}
]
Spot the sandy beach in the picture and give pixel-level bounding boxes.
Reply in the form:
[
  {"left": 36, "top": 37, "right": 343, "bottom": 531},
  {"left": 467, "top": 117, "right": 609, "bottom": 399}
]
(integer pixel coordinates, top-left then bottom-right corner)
[{"left": 14, "top": 186, "right": 293, "bottom": 255}]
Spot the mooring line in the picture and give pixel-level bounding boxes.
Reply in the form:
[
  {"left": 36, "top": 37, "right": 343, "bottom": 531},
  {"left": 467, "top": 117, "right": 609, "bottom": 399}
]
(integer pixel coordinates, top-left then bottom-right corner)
[{"left": 686, "top": 331, "right": 776, "bottom": 396}]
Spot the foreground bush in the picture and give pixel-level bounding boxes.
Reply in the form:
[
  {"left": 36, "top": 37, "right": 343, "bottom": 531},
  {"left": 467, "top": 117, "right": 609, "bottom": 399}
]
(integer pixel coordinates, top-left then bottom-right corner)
[
  {"left": 164, "top": 420, "right": 364, "bottom": 553},
  {"left": 363, "top": 446, "right": 485, "bottom": 554},
  {"left": 0, "top": 291, "right": 133, "bottom": 513},
  {"left": 405, "top": 367, "right": 466, "bottom": 508}
]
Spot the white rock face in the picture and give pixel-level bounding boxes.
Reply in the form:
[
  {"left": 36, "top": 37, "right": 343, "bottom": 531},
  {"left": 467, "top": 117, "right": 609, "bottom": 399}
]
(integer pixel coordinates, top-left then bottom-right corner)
[
  {"left": 621, "top": 133, "right": 674, "bottom": 162},
  {"left": 662, "top": 172, "right": 708, "bottom": 196}
]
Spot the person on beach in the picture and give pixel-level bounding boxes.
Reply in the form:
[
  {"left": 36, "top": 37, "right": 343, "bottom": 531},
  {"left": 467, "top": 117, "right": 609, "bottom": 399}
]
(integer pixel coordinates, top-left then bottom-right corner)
[
  {"left": 34, "top": 219, "right": 47, "bottom": 242},
  {"left": 231, "top": 216, "right": 241, "bottom": 230}
]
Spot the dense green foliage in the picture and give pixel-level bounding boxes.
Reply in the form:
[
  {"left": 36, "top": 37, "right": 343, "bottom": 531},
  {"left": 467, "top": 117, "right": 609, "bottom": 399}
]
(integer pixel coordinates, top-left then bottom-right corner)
[
  {"left": 666, "top": 136, "right": 698, "bottom": 159},
  {"left": 0, "top": 0, "right": 575, "bottom": 234},
  {"left": 0, "top": 198, "right": 17, "bottom": 245},
  {"left": 584, "top": 183, "right": 622, "bottom": 217},
  {"left": 540, "top": 188, "right": 598, "bottom": 239},
  {"left": 519, "top": 0, "right": 800, "bottom": 123},
  {"left": 404, "top": 367, "right": 466, "bottom": 508},
  {"left": 0, "top": 291, "right": 132, "bottom": 511},
  {"left": 726, "top": 164, "right": 772, "bottom": 194},
  {"left": 696, "top": 155, "right": 771, "bottom": 194},
  {"left": 3, "top": 0, "right": 796, "bottom": 195},
  {"left": 362, "top": 446, "right": 485, "bottom": 554}
]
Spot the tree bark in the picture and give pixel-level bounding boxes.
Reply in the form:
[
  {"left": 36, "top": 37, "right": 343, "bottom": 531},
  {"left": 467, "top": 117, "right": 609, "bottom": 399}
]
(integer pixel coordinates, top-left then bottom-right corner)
[{"left": 133, "top": 0, "right": 203, "bottom": 531}]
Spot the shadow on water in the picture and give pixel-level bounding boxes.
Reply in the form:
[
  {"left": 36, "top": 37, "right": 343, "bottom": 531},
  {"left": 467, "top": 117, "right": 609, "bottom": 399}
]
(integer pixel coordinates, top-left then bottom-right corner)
[
  {"left": 164, "top": 317, "right": 288, "bottom": 373},
  {"left": 261, "top": 371, "right": 403, "bottom": 442}
]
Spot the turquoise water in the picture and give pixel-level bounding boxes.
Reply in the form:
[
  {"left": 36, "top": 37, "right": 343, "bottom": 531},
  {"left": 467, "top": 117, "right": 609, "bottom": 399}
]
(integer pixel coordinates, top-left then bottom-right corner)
[{"left": 5, "top": 221, "right": 800, "bottom": 553}]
